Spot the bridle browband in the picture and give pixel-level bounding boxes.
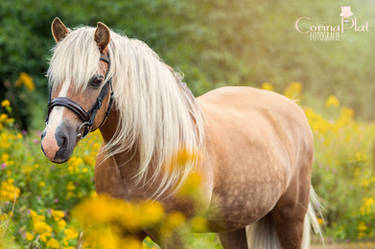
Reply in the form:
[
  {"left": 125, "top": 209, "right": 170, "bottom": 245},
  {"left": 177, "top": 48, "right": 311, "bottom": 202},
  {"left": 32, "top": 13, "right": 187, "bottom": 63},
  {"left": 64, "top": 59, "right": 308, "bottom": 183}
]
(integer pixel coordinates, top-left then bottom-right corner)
[{"left": 46, "top": 52, "right": 114, "bottom": 139}]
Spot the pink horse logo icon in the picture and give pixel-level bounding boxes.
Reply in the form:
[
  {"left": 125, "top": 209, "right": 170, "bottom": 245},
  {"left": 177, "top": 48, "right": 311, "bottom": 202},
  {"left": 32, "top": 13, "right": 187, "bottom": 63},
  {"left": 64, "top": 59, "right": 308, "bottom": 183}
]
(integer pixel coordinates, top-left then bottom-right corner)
[{"left": 340, "top": 6, "right": 354, "bottom": 18}]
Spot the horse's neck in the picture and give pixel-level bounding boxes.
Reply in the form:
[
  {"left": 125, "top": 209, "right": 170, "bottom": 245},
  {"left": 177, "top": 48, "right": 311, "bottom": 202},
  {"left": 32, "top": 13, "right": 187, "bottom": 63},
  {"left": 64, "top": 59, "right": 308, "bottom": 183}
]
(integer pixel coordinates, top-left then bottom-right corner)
[
  {"left": 99, "top": 108, "right": 119, "bottom": 143},
  {"left": 98, "top": 110, "right": 166, "bottom": 199}
]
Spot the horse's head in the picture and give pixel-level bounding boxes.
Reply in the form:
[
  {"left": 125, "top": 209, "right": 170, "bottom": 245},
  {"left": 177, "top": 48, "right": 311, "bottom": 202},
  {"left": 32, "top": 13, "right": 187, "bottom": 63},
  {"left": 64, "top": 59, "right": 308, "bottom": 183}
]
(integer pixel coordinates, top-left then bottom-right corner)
[{"left": 41, "top": 18, "right": 113, "bottom": 163}]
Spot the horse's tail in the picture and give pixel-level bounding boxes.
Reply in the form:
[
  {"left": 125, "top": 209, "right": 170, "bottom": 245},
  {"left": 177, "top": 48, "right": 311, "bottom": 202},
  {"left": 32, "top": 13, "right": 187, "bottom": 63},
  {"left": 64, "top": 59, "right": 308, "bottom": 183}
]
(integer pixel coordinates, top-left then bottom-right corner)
[
  {"left": 246, "top": 186, "right": 323, "bottom": 249},
  {"left": 246, "top": 214, "right": 281, "bottom": 249},
  {"left": 302, "top": 186, "right": 324, "bottom": 249}
]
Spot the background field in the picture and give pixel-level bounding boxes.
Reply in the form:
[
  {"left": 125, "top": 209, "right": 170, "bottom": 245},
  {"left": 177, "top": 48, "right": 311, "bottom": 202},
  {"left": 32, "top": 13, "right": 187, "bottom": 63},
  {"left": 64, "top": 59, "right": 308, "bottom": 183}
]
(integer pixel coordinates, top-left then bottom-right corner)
[{"left": 0, "top": 0, "right": 375, "bottom": 248}]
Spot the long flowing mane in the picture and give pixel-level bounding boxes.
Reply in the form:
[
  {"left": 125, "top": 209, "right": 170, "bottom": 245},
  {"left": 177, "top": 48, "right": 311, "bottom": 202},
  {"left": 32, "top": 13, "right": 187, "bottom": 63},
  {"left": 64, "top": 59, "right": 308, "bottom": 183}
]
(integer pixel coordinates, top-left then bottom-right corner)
[{"left": 48, "top": 27, "right": 204, "bottom": 198}]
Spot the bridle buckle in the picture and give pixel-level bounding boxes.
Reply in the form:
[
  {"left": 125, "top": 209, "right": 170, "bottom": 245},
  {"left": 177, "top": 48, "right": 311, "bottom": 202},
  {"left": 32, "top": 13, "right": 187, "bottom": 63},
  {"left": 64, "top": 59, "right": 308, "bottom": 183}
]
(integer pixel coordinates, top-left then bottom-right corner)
[{"left": 77, "top": 121, "right": 91, "bottom": 139}]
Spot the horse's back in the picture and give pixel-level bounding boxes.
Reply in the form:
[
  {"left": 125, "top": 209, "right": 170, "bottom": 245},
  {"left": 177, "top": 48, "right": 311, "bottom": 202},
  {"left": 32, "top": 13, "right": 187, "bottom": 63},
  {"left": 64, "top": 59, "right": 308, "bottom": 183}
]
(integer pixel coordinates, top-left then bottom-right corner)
[
  {"left": 199, "top": 86, "right": 310, "bottom": 133},
  {"left": 197, "top": 86, "right": 313, "bottom": 230},
  {"left": 198, "top": 86, "right": 313, "bottom": 168}
]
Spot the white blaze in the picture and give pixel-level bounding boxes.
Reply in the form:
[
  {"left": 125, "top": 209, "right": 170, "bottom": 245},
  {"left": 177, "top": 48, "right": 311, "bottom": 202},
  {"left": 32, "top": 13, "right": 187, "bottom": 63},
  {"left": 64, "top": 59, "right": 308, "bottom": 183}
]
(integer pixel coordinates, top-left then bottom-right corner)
[{"left": 41, "top": 80, "right": 70, "bottom": 159}]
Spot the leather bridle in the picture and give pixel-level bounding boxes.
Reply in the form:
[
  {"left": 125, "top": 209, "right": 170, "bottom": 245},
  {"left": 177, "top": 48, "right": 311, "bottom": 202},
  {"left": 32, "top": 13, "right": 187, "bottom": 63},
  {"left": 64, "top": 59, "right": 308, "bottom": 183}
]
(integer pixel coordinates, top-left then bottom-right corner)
[{"left": 46, "top": 52, "right": 114, "bottom": 139}]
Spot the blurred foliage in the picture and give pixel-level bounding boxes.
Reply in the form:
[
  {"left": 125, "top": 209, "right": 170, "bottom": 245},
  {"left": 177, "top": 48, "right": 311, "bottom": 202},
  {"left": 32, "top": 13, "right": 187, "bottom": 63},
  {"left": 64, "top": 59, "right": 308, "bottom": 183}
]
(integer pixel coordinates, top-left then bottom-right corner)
[{"left": 1, "top": 0, "right": 375, "bottom": 130}]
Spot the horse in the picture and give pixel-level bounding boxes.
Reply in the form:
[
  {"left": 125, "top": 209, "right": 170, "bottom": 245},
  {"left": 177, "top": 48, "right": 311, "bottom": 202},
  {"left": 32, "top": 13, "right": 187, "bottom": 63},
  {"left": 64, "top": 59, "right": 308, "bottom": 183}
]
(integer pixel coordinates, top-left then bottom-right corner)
[{"left": 41, "top": 17, "right": 322, "bottom": 249}]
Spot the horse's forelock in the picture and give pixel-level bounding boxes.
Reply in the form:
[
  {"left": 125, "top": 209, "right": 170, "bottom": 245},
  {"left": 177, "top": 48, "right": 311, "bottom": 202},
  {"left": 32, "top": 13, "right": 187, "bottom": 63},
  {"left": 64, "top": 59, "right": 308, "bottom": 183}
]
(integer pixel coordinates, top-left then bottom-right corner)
[{"left": 48, "top": 27, "right": 101, "bottom": 91}]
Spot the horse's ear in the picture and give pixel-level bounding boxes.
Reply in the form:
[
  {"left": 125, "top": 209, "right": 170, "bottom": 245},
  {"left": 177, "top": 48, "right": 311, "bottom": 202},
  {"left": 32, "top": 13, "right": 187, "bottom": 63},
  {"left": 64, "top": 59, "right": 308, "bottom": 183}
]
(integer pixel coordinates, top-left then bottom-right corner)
[
  {"left": 94, "top": 22, "right": 111, "bottom": 51},
  {"left": 51, "top": 17, "right": 70, "bottom": 43}
]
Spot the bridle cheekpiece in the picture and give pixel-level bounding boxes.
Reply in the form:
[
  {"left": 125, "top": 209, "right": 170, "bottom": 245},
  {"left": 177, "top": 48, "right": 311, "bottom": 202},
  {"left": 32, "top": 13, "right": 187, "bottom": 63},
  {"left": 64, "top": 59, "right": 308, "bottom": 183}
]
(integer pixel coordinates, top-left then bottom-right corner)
[{"left": 46, "top": 52, "right": 114, "bottom": 139}]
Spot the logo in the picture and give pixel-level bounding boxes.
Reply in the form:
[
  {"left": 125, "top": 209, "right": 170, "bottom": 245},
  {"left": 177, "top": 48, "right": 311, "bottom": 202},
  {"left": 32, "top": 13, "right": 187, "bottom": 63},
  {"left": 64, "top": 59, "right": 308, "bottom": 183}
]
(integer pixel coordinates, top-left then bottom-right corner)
[
  {"left": 340, "top": 6, "right": 353, "bottom": 19},
  {"left": 295, "top": 6, "right": 369, "bottom": 41}
]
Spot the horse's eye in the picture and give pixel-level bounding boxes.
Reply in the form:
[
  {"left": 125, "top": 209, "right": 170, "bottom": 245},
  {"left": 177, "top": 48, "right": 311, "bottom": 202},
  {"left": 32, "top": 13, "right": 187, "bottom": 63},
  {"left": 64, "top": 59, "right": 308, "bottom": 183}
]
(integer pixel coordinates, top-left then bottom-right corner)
[{"left": 89, "top": 76, "right": 103, "bottom": 88}]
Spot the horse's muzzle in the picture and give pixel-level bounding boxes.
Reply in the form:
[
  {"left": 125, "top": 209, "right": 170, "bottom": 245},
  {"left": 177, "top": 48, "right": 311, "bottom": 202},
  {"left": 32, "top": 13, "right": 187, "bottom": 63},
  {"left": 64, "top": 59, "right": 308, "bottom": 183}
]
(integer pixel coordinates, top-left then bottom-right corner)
[{"left": 41, "top": 121, "right": 77, "bottom": 163}]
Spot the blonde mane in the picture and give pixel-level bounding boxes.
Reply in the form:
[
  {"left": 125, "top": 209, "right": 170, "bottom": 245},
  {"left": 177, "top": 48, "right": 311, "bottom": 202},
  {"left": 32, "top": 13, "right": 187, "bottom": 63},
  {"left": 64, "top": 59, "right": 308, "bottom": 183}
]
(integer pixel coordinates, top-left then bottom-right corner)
[{"left": 48, "top": 27, "right": 204, "bottom": 198}]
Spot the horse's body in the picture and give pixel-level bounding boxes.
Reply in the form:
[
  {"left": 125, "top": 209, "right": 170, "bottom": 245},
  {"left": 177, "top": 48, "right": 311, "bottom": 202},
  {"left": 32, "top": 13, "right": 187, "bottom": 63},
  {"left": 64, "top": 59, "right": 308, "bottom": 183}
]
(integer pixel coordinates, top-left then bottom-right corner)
[
  {"left": 96, "top": 86, "right": 315, "bottom": 248},
  {"left": 200, "top": 87, "right": 313, "bottom": 228},
  {"left": 41, "top": 18, "right": 321, "bottom": 249}
]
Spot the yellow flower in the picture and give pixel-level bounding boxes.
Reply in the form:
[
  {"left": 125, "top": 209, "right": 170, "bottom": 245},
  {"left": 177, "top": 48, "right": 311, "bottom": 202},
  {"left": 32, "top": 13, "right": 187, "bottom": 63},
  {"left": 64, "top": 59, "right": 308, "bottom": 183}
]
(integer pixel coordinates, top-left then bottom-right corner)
[
  {"left": 177, "top": 172, "right": 202, "bottom": 198},
  {"left": 121, "top": 236, "right": 142, "bottom": 249},
  {"left": 73, "top": 195, "right": 115, "bottom": 225},
  {"left": 58, "top": 219, "right": 67, "bottom": 229},
  {"left": 39, "top": 181, "right": 46, "bottom": 187},
  {"left": 96, "top": 230, "right": 119, "bottom": 249},
  {"left": 83, "top": 155, "right": 95, "bottom": 167},
  {"left": 175, "top": 148, "right": 199, "bottom": 167},
  {"left": 0, "top": 114, "right": 7, "bottom": 122},
  {"left": 0, "top": 133, "right": 10, "bottom": 149},
  {"left": 33, "top": 221, "right": 52, "bottom": 234},
  {"left": 68, "top": 157, "right": 83, "bottom": 174},
  {"left": 6, "top": 118, "right": 14, "bottom": 124},
  {"left": 1, "top": 153, "right": 9, "bottom": 162},
  {"left": 358, "top": 222, "right": 367, "bottom": 232},
  {"left": 47, "top": 238, "right": 60, "bottom": 248},
  {"left": 30, "top": 210, "right": 45, "bottom": 222},
  {"left": 1, "top": 99, "right": 10, "bottom": 108},
  {"left": 25, "top": 232, "right": 34, "bottom": 241},
  {"left": 64, "top": 228, "right": 78, "bottom": 240},
  {"left": 166, "top": 212, "right": 185, "bottom": 229},
  {"left": 190, "top": 216, "right": 208, "bottom": 232},
  {"left": 340, "top": 107, "right": 354, "bottom": 121},
  {"left": 284, "top": 82, "right": 302, "bottom": 100},
  {"left": 66, "top": 182, "right": 76, "bottom": 192},
  {"left": 66, "top": 192, "right": 75, "bottom": 199},
  {"left": 360, "top": 197, "right": 375, "bottom": 215},
  {"left": 261, "top": 82, "right": 273, "bottom": 91},
  {"left": 15, "top": 72, "right": 35, "bottom": 91},
  {"left": 51, "top": 210, "right": 65, "bottom": 221},
  {"left": 139, "top": 201, "right": 164, "bottom": 226},
  {"left": 325, "top": 95, "right": 340, "bottom": 108},
  {"left": 165, "top": 148, "right": 200, "bottom": 174},
  {"left": 0, "top": 179, "right": 21, "bottom": 201},
  {"left": 40, "top": 231, "right": 52, "bottom": 242},
  {"left": 317, "top": 218, "right": 324, "bottom": 225},
  {"left": 160, "top": 211, "right": 185, "bottom": 237}
]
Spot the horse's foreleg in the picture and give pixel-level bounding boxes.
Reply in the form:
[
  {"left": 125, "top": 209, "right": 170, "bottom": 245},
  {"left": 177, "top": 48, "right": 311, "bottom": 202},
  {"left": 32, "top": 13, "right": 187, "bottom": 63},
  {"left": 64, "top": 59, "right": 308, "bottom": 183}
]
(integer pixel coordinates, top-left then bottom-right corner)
[{"left": 218, "top": 228, "right": 248, "bottom": 249}]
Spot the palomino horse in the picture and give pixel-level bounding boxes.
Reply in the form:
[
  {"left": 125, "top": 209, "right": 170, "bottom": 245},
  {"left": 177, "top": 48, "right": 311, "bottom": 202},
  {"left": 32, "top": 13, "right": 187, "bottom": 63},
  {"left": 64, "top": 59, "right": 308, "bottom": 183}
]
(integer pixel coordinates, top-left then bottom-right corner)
[{"left": 41, "top": 18, "right": 322, "bottom": 249}]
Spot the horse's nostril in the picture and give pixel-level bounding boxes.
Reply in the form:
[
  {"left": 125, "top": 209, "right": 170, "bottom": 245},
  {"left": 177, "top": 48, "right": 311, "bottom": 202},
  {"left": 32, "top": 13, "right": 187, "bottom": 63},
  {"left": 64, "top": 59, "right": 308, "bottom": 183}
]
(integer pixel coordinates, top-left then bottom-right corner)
[
  {"left": 53, "top": 123, "right": 76, "bottom": 163},
  {"left": 55, "top": 128, "right": 69, "bottom": 149},
  {"left": 61, "top": 135, "right": 67, "bottom": 148},
  {"left": 41, "top": 131, "right": 46, "bottom": 139}
]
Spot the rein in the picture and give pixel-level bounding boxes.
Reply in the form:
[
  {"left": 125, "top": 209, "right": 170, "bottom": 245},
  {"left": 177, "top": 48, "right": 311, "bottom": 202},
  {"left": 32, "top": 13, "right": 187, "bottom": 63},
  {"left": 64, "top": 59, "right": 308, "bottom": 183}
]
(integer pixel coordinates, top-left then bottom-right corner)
[{"left": 46, "top": 52, "right": 114, "bottom": 139}]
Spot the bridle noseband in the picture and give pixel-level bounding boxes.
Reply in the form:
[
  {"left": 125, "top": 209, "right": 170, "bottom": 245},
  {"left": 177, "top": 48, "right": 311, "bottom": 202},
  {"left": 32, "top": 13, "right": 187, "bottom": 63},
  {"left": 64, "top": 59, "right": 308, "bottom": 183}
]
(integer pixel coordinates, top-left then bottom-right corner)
[{"left": 46, "top": 52, "right": 114, "bottom": 139}]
